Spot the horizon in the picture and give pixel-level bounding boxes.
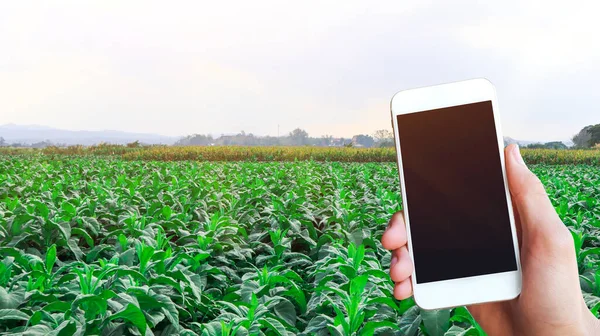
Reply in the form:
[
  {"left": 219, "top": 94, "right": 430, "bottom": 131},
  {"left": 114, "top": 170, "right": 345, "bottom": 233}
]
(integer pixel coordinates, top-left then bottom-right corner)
[{"left": 0, "top": 122, "right": 575, "bottom": 145}]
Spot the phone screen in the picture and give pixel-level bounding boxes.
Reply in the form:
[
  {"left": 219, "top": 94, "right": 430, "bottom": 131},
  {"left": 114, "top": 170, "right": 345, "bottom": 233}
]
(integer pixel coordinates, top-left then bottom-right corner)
[{"left": 396, "top": 100, "right": 517, "bottom": 284}]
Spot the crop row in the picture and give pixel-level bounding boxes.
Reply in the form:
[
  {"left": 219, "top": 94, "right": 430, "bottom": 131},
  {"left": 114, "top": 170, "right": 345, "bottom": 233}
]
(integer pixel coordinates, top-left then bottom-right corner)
[{"left": 1, "top": 146, "right": 600, "bottom": 165}]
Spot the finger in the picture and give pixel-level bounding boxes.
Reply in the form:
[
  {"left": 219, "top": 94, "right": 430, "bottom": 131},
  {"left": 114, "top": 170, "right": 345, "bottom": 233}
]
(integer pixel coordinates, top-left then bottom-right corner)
[
  {"left": 394, "top": 278, "right": 413, "bottom": 300},
  {"left": 504, "top": 144, "right": 567, "bottom": 245},
  {"left": 381, "top": 212, "right": 407, "bottom": 250},
  {"left": 511, "top": 198, "right": 523, "bottom": 248},
  {"left": 390, "top": 246, "right": 413, "bottom": 282}
]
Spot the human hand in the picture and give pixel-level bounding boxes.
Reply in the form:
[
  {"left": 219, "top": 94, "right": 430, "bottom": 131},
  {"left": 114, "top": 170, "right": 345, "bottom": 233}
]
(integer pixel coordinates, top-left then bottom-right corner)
[{"left": 381, "top": 144, "right": 600, "bottom": 335}]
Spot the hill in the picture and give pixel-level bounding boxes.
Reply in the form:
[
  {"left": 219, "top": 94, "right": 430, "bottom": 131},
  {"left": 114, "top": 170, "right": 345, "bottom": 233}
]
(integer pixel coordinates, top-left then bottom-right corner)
[{"left": 0, "top": 124, "right": 179, "bottom": 146}]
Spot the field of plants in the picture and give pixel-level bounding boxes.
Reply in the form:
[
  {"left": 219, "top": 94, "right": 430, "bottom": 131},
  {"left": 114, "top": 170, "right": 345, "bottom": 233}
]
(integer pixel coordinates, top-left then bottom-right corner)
[
  {"left": 0, "top": 155, "right": 599, "bottom": 335},
  {"left": 1, "top": 145, "right": 600, "bottom": 165}
]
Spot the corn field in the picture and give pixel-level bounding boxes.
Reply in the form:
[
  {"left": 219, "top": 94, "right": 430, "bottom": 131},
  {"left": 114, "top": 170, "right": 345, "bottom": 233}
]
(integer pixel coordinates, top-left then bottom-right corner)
[{"left": 0, "top": 146, "right": 599, "bottom": 165}]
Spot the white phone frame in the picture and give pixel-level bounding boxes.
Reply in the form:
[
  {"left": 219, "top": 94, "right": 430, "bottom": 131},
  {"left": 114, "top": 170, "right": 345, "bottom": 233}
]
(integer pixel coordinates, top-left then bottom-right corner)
[{"left": 390, "top": 78, "right": 522, "bottom": 310}]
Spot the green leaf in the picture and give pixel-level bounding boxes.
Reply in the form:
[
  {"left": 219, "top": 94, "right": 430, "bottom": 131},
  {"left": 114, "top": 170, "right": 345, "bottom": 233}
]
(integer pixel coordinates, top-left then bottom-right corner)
[
  {"left": 45, "top": 244, "right": 57, "bottom": 273},
  {"left": 421, "top": 309, "right": 451, "bottom": 336},
  {"left": 353, "top": 244, "right": 365, "bottom": 270},
  {"left": 444, "top": 325, "right": 477, "bottom": 336},
  {"left": 72, "top": 227, "right": 95, "bottom": 247},
  {"left": 155, "top": 294, "right": 180, "bottom": 327},
  {"left": 0, "top": 287, "right": 24, "bottom": 309},
  {"left": 162, "top": 206, "right": 173, "bottom": 220},
  {"left": 50, "top": 220, "right": 72, "bottom": 241},
  {"left": 61, "top": 201, "right": 76, "bottom": 217},
  {"left": 0, "top": 308, "right": 30, "bottom": 321},
  {"left": 274, "top": 298, "right": 296, "bottom": 326},
  {"left": 304, "top": 315, "right": 333, "bottom": 334},
  {"left": 450, "top": 307, "right": 485, "bottom": 335},
  {"left": 261, "top": 317, "right": 288, "bottom": 336},
  {"left": 42, "top": 300, "right": 71, "bottom": 313},
  {"left": 359, "top": 320, "right": 400, "bottom": 336},
  {"left": 399, "top": 305, "right": 422, "bottom": 336},
  {"left": 51, "top": 320, "right": 77, "bottom": 336},
  {"left": 109, "top": 303, "right": 147, "bottom": 335},
  {"left": 71, "top": 290, "right": 116, "bottom": 317},
  {"left": 136, "top": 242, "right": 155, "bottom": 275},
  {"left": 29, "top": 310, "right": 43, "bottom": 325},
  {"left": 18, "top": 324, "right": 53, "bottom": 335},
  {"left": 350, "top": 274, "right": 369, "bottom": 296},
  {"left": 398, "top": 296, "right": 416, "bottom": 314},
  {"left": 35, "top": 202, "right": 50, "bottom": 219},
  {"left": 67, "top": 238, "right": 84, "bottom": 261}
]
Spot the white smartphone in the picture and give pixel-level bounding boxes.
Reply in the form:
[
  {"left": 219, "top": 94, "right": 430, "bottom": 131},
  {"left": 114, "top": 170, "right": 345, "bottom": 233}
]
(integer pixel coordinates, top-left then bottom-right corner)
[{"left": 390, "top": 78, "right": 522, "bottom": 310}]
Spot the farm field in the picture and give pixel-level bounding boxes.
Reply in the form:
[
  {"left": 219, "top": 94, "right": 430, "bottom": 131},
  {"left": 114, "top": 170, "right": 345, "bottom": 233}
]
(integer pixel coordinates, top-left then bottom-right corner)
[
  {"left": 0, "top": 157, "right": 599, "bottom": 335},
  {"left": 1, "top": 145, "right": 600, "bottom": 165}
]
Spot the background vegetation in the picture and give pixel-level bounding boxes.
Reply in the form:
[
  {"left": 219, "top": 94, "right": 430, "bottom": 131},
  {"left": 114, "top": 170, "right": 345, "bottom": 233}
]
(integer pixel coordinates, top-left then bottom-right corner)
[{"left": 0, "top": 145, "right": 598, "bottom": 165}]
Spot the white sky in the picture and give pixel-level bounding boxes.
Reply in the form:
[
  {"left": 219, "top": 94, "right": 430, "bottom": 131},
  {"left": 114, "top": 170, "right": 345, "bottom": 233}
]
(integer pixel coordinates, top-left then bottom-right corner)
[{"left": 1, "top": 1, "right": 599, "bottom": 141}]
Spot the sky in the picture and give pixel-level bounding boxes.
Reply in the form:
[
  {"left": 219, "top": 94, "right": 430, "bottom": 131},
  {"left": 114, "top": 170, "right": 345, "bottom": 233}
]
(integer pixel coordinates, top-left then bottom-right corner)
[{"left": 1, "top": 1, "right": 599, "bottom": 142}]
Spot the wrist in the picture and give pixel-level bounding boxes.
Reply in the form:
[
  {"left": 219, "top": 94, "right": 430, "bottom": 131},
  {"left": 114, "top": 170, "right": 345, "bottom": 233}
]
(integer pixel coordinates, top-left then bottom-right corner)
[{"left": 584, "top": 311, "right": 600, "bottom": 335}]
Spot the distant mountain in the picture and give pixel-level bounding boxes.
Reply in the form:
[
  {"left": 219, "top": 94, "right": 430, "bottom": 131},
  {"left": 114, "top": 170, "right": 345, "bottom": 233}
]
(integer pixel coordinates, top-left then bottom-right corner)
[
  {"left": 503, "top": 136, "right": 537, "bottom": 146},
  {"left": 503, "top": 136, "right": 573, "bottom": 147},
  {"left": 0, "top": 124, "right": 180, "bottom": 146}
]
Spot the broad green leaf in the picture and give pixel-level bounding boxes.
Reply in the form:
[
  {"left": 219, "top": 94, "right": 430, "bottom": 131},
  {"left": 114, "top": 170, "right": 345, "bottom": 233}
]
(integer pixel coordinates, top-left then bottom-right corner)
[
  {"left": 0, "top": 308, "right": 30, "bottom": 321},
  {"left": 42, "top": 301, "right": 71, "bottom": 313},
  {"left": 0, "top": 287, "right": 24, "bottom": 309},
  {"left": 274, "top": 299, "right": 296, "bottom": 326},
  {"left": 109, "top": 303, "right": 148, "bottom": 335},
  {"left": 421, "top": 309, "right": 451, "bottom": 336},
  {"left": 399, "top": 305, "right": 422, "bottom": 336},
  {"left": 51, "top": 320, "right": 77, "bottom": 336},
  {"left": 155, "top": 294, "right": 180, "bottom": 327},
  {"left": 18, "top": 324, "right": 53, "bottom": 335},
  {"left": 444, "top": 325, "right": 477, "bottom": 336},
  {"left": 61, "top": 201, "right": 76, "bottom": 217},
  {"left": 304, "top": 315, "right": 333, "bottom": 334},
  {"left": 450, "top": 307, "right": 486, "bottom": 335},
  {"left": 72, "top": 227, "right": 95, "bottom": 247},
  {"left": 358, "top": 320, "right": 400, "bottom": 336},
  {"left": 261, "top": 317, "right": 288, "bottom": 336},
  {"left": 35, "top": 201, "right": 49, "bottom": 219}
]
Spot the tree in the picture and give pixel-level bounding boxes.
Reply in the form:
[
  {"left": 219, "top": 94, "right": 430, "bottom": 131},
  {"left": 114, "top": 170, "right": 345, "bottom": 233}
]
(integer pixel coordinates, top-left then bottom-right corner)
[
  {"left": 289, "top": 128, "right": 309, "bottom": 146},
  {"left": 318, "top": 135, "right": 333, "bottom": 146},
  {"left": 175, "top": 134, "right": 214, "bottom": 146},
  {"left": 572, "top": 125, "right": 595, "bottom": 148},
  {"left": 352, "top": 134, "right": 375, "bottom": 147},
  {"left": 588, "top": 124, "right": 600, "bottom": 147},
  {"left": 0, "top": 137, "right": 5, "bottom": 147},
  {"left": 373, "top": 129, "right": 394, "bottom": 147},
  {"left": 526, "top": 141, "right": 568, "bottom": 150}
]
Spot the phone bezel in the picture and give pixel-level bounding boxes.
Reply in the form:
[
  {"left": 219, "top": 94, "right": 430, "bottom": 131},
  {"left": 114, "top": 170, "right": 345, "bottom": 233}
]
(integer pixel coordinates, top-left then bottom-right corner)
[{"left": 390, "top": 78, "right": 522, "bottom": 310}]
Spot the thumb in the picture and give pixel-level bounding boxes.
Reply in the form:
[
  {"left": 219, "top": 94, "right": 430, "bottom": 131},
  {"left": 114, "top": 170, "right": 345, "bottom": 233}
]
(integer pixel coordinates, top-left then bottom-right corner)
[{"left": 504, "top": 144, "right": 566, "bottom": 245}]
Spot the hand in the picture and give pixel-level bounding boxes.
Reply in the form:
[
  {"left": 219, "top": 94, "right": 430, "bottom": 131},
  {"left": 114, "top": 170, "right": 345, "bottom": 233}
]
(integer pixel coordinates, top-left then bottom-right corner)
[{"left": 381, "top": 144, "right": 600, "bottom": 335}]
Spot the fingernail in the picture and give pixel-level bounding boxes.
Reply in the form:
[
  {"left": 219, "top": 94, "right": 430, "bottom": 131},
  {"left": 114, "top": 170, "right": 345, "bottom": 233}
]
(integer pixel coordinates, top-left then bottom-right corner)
[
  {"left": 513, "top": 145, "right": 526, "bottom": 166},
  {"left": 391, "top": 256, "right": 398, "bottom": 267}
]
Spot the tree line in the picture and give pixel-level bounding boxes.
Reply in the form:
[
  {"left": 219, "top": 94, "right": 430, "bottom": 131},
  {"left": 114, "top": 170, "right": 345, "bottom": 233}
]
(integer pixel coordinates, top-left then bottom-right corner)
[{"left": 174, "top": 128, "right": 395, "bottom": 148}]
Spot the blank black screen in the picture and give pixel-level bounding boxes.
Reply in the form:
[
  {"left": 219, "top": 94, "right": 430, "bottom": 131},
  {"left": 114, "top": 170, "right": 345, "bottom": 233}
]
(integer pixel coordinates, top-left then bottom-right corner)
[{"left": 397, "top": 101, "right": 517, "bottom": 284}]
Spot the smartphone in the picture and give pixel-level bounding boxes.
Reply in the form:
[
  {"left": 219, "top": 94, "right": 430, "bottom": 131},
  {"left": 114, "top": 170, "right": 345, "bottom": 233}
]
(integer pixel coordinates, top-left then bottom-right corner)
[{"left": 390, "top": 78, "right": 522, "bottom": 310}]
